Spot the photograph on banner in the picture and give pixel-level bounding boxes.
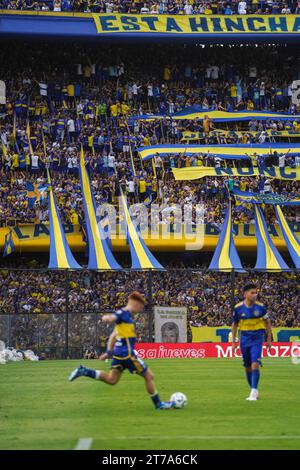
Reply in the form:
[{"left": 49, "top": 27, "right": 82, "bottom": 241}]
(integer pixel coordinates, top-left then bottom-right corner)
[{"left": 154, "top": 306, "right": 187, "bottom": 343}]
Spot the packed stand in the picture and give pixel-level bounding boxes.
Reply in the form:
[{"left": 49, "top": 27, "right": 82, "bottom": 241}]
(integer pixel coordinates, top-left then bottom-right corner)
[
  {"left": 0, "top": 260, "right": 299, "bottom": 353},
  {"left": 1, "top": 0, "right": 300, "bottom": 15},
  {"left": 0, "top": 44, "right": 299, "bottom": 230}
]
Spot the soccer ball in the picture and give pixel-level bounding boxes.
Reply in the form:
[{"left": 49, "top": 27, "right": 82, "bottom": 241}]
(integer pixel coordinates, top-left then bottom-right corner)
[{"left": 170, "top": 392, "right": 187, "bottom": 409}]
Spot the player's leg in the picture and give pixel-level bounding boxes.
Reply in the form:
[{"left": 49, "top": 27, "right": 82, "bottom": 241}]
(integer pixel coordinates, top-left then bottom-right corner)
[
  {"left": 247, "top": 342, "right": 263, "bottom": 401},
  {"left": 245, "top": 366, "right": 252, "bottom": 388},
  {"left": 69, "top": 364, "right": 122, "bottom": 385},
  {"left": 130, "top": 357, "right": 175, "bottom": 409},
  {"left": 98, "top": 368, "right": 122, "bottom": 385},
  {"left": 143, "top": 368, "right": 162, "bottom": 408},
  {"left": 240, "top": 343, "right": 252, "bottom": 391}
]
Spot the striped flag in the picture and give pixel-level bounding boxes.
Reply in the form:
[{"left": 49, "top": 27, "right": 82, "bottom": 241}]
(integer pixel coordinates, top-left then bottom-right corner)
[
  {"left": 3, "top": 230, "right": 15, "bottom": 257},
  {"left": 254, "top": 205, "right": 289, "bottom": 271},
  {"left": 47, "top": 170, "right": 81, "bottom": 269},
  {"left": 208, "top": 202, "right": 245, "bottom": 272}
]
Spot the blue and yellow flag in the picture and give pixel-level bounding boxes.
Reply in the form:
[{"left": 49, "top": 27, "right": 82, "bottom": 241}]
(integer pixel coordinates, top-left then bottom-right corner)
[
  {"left": 232, "top": 188, "right": 300, "bottom": 206},
  {"left": 79, "top": 147, "right": 121, "bottom": 270},
  {"left": 137, "top": 143, "right": 300, "bottom": 162},
  {"left": 208, "top": 202, "right": 245, "bottom": 272},
  {"left": 133, "top": 108, "right": 300, "bottom": 122},
  {"left": 3, "top": 230, "right": 15, "bottom": 257},
  {"left": 181, "top": 129, "right": 300, "bottom": 142},
  {"left": 26, "top": 120, "right": 34, "bottom": 155},
  {"left": 119, "top": 189, "right": 164, "bottom": 270},
  {"left": 172, "top": 166, "right": 300, "bottom": 181},
  {"left": 26, "top": 182, "right": 40, "bottom": 208},
  {"left": 254, "top": 205, "right": 289, "bottom": 271},
  {"left": 144, "top": 192, "right": 154, "bottom": 207},
  {"left": 47, "top": 171, "right": 81, "bottom": 269},
  {"left": 274, "top": 205, "right": 300, "bottom": 269}
]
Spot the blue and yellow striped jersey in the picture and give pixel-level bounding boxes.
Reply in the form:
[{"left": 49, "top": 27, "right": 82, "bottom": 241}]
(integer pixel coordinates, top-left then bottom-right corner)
[
  {"left": 113, "top": 308, "right": 136, "bottom": 359},
  {"left": 233, "top": 301, "right": 268, "bottom": 336}
]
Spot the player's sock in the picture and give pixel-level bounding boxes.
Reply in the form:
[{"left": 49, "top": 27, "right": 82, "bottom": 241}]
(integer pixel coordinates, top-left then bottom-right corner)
[
  {"left": 246, "top": 370, "right": 252, "bottom": 387},
  {"left": 251, "top": 369, "right": 260, "bottom": 389},
  {"left": 150, "top": 390, "right": 161, "bottom": 409},
  {"left": 82, "top": 367, "right": 100, "bottom": 379}
]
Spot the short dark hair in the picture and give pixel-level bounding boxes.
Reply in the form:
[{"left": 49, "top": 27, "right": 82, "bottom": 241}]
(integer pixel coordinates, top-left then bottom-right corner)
[
  {"left": 128, "top": 291, "right": 147, "bottom": 305},
  {"left": 161, "top": 322, "right": 179, "bottom": 334},
  {"left": 243, "top": 283, "right": 257, "bottom": 293}
]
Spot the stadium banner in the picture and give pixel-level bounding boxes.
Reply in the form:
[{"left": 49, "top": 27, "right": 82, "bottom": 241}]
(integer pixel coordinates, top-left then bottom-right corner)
[
  {"left": 138, "top": 143, "right": 300, "bottom": 161},
  {"left": 133, "top": 109, "right": 300, "bottom": 122},
  {"left": 181, "top": 129, "right": 300, "bottom": 141},
  {"left": 254, "top": 204, "right": 289, "bottom": 270},
  {"left": 2, "top": 13, "right": 300, "bottom": 40},
  {"left": 119, "top": 189, "right": 164, "bottom": 270},
  {"left": 47, "top": 170, "right": 81, "bottom": 270},
  {"left": 275, "top": 205, "right": 300, "bottom": 268},
  {"left": 154, "top": 306, "right": 187, "bottom": 343},
  {"left": 208, "top": 201, "right": 245, "bottom": 273},
  {"left": 1, "top": 221, "right": 300, "bottom": 252},
  {"left": 92, "top": 14, "right": 300, "bottom": 36},
  {"left": 79, "top": 147, "right": 121, "bottom": 270},
  {"left": 135, "top": 342, "right": 300, "bottom": 359},
  {"left": 232, "top": 188, "right": 300, "bottom": 206},
  {"left": 172, "top": 166, "right": 300, "bottom": 181},
  {"left": 191, "top": 326, "right": 300, "bottom": 343}
]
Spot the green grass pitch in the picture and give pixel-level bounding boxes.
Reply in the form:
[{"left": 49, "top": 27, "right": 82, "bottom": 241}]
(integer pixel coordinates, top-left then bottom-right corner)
[{"left": 0, "top": 358, "right": 300, "bottom": 450}]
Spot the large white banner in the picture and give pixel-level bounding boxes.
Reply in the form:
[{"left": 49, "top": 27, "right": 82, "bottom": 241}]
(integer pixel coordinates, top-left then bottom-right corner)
[
  {"left": 154, "top": 306, "right": 187, "bottom": 343},
  {"left": 0, "top": 81, "right": 6, "bottom": 105}
]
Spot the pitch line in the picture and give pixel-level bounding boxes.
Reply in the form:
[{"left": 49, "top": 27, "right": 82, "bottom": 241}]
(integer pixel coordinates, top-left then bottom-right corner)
[
  {"left": 75, "top": 438, "right": 93, "bottom": 450},
  {"left": 93, "top": 435, "right": 300, "bottom": 441}
]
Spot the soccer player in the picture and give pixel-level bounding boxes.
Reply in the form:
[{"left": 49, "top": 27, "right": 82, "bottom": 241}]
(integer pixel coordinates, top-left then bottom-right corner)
[
  {"left": 69, "top": 291, "right": 175, "bottom": 410},
  {"left": 232, "top": 283, "right": 272, "bottom": 401}
]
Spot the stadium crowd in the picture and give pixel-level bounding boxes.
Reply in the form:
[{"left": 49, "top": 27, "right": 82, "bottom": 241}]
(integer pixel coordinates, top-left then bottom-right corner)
[
  {"left": 0, "top": 0, "right": 300, "bottom": 15},
  {"left": 0, "top": 44, "right": 299, "bottom": 355},
  {"left": 0, "top": 166, "right": 299, "bottom": 230},
  {"left": 0, "top": 262, "right": 299, "bottom": 352},
  {"left": 0, "top": 44, "right": 299, "bottom": 229}
]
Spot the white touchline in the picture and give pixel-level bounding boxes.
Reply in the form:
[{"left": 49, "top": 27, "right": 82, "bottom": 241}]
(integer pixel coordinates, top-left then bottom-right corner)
[
  {"left": 94, "top": 435, "right": 300, "bottom": 441},
  {"left": 75, "top": 438, "right": 93, "bottom": 450}
]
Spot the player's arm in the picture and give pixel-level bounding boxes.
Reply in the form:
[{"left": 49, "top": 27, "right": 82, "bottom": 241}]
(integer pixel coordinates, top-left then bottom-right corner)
[
  {"left": 264, "top": 317, "right": 272, "bottom": 351},
  {"left": 231, "top": 322, "right": 239, "bottom": 352},
  {"left": 232, "top": 306, "right": 239, "bottom": 352},
  {"left": 99, "top": 330, "right": 117, "bottom": 361},
  {"left": 102, "top": 313, "right": 117, "bottom": 324}
]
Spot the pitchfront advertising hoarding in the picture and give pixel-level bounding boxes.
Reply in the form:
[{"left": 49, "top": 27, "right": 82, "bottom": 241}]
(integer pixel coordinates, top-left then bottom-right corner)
[
  {"left": 191, "top": 326, "right": 300, "bottom": 343},
  {"left": 154, "top": 306, "right": 187, "bottom": 343},
  {"left": 135, "top": 342, "right": 300, "bottom": 359}
]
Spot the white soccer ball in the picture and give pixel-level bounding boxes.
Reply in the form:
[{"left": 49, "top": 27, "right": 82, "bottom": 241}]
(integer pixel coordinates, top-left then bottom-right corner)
[{"left": 170, "top": 392, "right": 187, "bottom": 409}]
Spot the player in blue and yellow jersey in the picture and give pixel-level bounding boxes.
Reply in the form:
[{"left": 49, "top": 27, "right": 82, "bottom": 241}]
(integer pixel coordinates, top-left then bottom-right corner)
[
  {"left": 69, "top": 291, "right": 175, "bottom": 410},
  {"left": 232, "top": 283, "right": 272, "bottom": 401}
]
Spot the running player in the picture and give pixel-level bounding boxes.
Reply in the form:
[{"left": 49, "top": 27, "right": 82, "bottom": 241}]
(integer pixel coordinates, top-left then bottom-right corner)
[
  {"left": 69, "top": 291, "right": 175, "bottom": 409},
  {"left": 232, "top": 283, "right": 272, "bottom": 401}
]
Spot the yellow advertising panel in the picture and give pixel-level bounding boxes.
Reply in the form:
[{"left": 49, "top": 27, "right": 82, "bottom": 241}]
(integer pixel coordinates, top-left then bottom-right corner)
[
  {"left": 173, "top": 166, "right": 300, "bottom": 181},
  {"left": 1, "top": 222, "right": 299, "bottom": 253},
  {"left": 191, "top": 326, "right": 300, "bottom": 343},
  {"left": 92, "top": 14, "right": 300, "bottom": 36}
]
